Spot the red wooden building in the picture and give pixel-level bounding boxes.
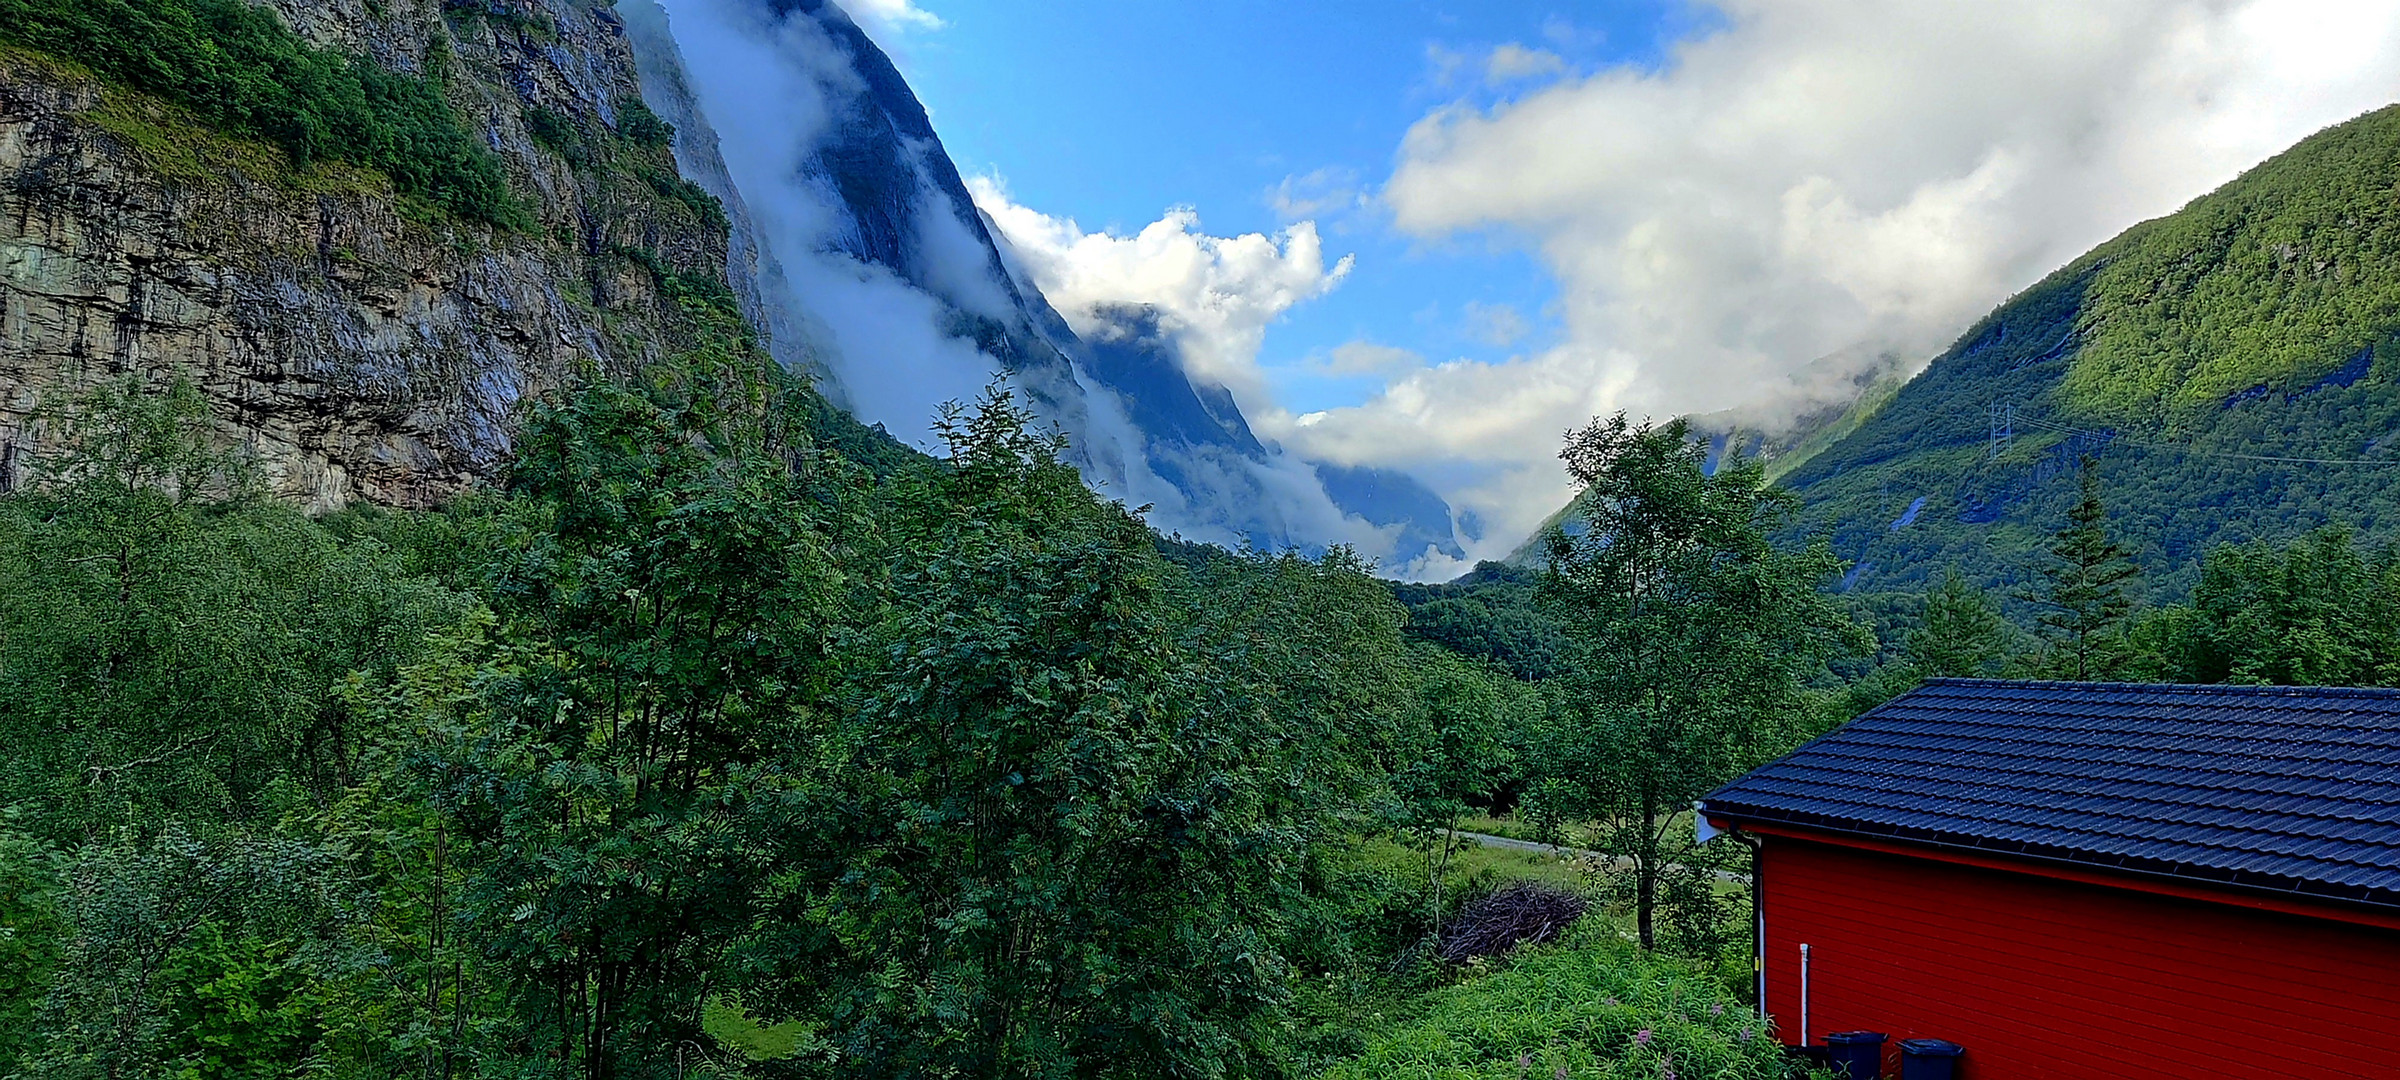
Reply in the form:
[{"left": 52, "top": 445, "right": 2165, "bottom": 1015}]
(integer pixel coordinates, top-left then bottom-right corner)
[{"left": 1697, "top": 679, "right": 2400, "bottom": 1080}]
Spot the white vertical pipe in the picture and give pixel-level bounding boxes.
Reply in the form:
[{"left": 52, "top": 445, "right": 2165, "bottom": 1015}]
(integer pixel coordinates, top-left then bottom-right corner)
[{"left": 1799, "top": 943, "right": 1812, "bottom": 1045}]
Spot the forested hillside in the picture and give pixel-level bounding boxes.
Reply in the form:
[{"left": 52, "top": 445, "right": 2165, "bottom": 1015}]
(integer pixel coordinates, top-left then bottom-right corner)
[
  {"left": 1772, "top": 103, "right": 2400, "bottom": 601},
  {"left": 1505, "top": 104, "right": 2400, "bottom": 604}
]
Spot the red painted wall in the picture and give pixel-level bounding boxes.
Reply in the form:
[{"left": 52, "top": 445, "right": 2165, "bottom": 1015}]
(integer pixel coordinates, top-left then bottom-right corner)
[{"left": 1760, "top": 833, "right": 2400, "bottom": 1080}]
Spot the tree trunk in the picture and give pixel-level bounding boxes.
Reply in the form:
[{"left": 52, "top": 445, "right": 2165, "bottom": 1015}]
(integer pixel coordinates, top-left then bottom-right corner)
[{"left": 1636, "top": 784, "right": 1658, "bottom": 950}]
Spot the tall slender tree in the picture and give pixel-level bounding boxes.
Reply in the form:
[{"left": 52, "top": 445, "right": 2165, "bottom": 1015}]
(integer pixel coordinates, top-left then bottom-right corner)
[
  {"left": 1535, "top": 414, "right": 1865, "bottom": 951},
  {"left": 2025, "top": 456, "right": 2140, "bottom": 680}
]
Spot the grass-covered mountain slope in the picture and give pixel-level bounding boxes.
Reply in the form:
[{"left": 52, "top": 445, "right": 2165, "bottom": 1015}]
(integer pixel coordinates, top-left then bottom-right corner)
[
  {"left": 1515, "top": 103, "right": 2400, "bottom": 598},
  {"left": 1782, "top": 102, "right": 2400, "bottom": 599}
]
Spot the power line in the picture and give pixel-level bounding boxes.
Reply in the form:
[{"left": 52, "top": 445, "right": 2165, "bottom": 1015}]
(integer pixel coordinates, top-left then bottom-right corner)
[{"left": 2011, "top": 414, "right": 2400, "bottom": 467}]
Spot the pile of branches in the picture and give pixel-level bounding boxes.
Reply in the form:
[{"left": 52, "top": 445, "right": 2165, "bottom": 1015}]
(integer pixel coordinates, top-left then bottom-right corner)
[{"left": 1436, "top": 881, "right": 1588, "bottom": 962}]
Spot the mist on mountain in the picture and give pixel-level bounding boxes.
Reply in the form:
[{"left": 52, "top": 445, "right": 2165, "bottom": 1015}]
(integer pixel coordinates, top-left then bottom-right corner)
[{"left": 621, "top": 0, "right": 1469, "bottom": 576}]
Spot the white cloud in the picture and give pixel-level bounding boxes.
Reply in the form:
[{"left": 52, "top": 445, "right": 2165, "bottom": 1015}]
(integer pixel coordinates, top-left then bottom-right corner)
[
  {"left": 838, "top": 0, "right": 942, "bottom": 35},
  {"left": 1424, "top": 43, "right": 1473, "bottom": 89},
  {"left": 968, "top": 176, "right": 1355, "bottom": 405},
  {"left": 1485, "top": 43, "right": 1569, "bottom": 85},
  {"left": 1290, "top": 0, "right": 2400, "bottom": 561}
]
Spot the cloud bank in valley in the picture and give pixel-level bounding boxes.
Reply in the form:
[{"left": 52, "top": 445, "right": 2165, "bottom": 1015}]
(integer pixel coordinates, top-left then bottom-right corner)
[
  {"left": 642, "top": 0, "right": 1471, "bottom": 576},
  {"left": 1279, "top": 0, "right": 2400, "bottom": 560},
  {"left": 968, "top": 178, "right": 1354, "bottom": 409}
]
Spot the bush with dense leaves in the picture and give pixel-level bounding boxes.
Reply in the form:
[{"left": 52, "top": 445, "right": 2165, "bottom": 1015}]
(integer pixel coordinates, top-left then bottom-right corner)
[{"left": 1316, "top": 925, "right": 1787, "bottom": 1080}]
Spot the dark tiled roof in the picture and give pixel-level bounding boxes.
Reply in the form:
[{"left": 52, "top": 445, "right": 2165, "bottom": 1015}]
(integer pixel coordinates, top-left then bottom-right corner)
[{"left": 1699, "top": 679, "right": 2400, "bottom": 909}]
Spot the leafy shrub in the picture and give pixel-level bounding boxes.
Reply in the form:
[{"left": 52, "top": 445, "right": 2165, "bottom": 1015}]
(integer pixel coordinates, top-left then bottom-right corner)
[
  {"left": 442, "top": 0, "right": 553, "bottom": 38},
  {"left": 1317, "top": 926, "right": 1786, "bottom": 1080},
  {"left": 617, "top": 97, "right": 674, "bottom": 146},
  {"left": 0, "top": 0, "right": 520, "bottom": 225},
  {"left": 525, "top": 104, "right": 590, "bottom": 167},
  {"left": 1438, "top": 881, "right": 1587, "bottom": 962},
  {"left": 0, "top": 827, "right": 63, "bottom": 1076},
  {"left": 646, "top": 168, "right": 728, "bottom": 231}
]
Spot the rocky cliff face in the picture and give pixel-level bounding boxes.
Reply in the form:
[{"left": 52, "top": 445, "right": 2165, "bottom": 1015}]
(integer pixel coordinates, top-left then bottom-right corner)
[{"left": 0, "top": 0, "right": 731, "bottom": 508}]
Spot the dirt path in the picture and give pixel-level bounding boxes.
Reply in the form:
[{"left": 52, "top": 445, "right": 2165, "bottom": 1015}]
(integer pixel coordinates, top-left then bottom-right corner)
[{"left": 1448, "top": 829, "right": 1751, "bottom": 885}]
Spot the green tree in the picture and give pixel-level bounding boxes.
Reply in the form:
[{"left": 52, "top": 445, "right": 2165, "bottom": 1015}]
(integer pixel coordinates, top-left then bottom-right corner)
[
  {"left": 1534, "top": 414, "right": 1865, "bottom": 952},
  {"left": 1906, "top": 569, "right": 2019, "bottom": 678},
  {"left": 1390, "top": 647, "right": 1520, "bottom": 937},
  {"left": 422, "top": 378, "right": 841, "bottom": 1080},
  {"left": 0, "top": 380, "right": 463, "bottom": 838},
  {"left": 0, "top": 825, "right": 64, "bottom": 1075},
  {"left": 16, "top": 828, "right": 353, "bottom": 1079},
  {"left": 750, "top": 389, "right": 1417, "bottom": 1079},
  {"left": 2126, "top": 527, "right": 2400, "bottom": 686},
  {"left": 2023, "top": 457, "right": 2140, "bottom": 680}
]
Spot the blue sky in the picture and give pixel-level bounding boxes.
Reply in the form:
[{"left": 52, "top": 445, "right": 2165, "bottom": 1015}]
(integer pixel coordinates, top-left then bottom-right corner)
[{"left": 879, "top": 1, "right": 1703, "bottom": 416}]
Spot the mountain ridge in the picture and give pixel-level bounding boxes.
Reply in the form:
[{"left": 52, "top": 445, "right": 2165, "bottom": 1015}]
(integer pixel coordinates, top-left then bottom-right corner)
[
  {"left": 1767, "top": 103, "right": 2400, "bottom": 599},
  {"left": 1502, "top": 103, "right": 2400, "bottom": 598},
  {"left": 624, "top": 0, "right": 1467, "bottom": 570}
]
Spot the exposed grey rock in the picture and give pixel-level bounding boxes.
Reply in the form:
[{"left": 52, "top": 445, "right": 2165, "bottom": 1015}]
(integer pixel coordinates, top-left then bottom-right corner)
[{"left": 0, "top": 0, "right": 726, "bottom": 508}]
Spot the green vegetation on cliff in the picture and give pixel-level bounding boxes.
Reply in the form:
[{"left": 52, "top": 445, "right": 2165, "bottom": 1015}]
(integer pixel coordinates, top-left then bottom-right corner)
[
  {"left": 0, "top": 0, "right": 518, "bottom": 223},
  {"left": 2066, "top": 105, "right": 2400, "bottom": 426},
  {"left": 1745, "top": 104, "right": 2400, "bottom": 603}
]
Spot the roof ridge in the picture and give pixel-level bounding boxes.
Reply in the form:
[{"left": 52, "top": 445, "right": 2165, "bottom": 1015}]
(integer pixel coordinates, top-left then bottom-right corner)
[{"left": 1917, "top": 678, "right": 2400, "bottom": 701}]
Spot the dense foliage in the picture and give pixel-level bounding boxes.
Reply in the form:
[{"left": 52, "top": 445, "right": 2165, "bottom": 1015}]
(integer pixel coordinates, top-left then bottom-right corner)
[
  {"left": 1530, "top": 415, "right": 1866, "bottom": 953},
  {"left": 21, "top": 366, "right": 2400, "bottom": 1078},
  {"left": 2066, "top": 105, "right": 2400, "bottom": 426},
  {"left": 2124, "top": 526, "right": 2400, "bottom": 686},
  {"left": 0, "top": 0, "right": 518, "bottom": 223},
  {"left": 1, "top": 376, "right": 1736, "bottom": 1080},
  {"left": 1317, "top": 925, "right": 1786, "bottom": 1080},
  {"left": 1834, "top": 492, "right": 2400, "bottom": 714}
]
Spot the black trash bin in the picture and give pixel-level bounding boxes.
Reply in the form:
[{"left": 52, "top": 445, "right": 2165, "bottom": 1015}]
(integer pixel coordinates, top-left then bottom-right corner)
[
  {"left": 1783, "top": 1044, "right": 1833, "bottom": 1077},
  {"left": 1898, "top": 1039, "right": 1963, "bottom": 1080},
  {"left": 1824, "top": 1031, "right": 1886, "bottom": 1080}
]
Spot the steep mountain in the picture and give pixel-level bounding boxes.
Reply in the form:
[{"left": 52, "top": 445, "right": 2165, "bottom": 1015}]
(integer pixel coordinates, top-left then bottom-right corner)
[
  {"left": 0, "top": 0, "right": 768, "bottom": 507},
  {"left": 618, "top": 0, "right": 1465, "bottom": 570},
  {"left": 0, "top": 0, "right": 1462, "bottom": 574},
  {"left": 1770, "top": 105, "right": 2400, "bottom": 598},
  {"left": 1504, "top": 105, "right": 2400, "bottom": 598}
]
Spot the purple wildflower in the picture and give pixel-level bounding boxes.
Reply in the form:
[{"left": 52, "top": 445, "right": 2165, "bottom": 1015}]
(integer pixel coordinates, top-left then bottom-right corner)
[
  {"left": 1634, "top": 1028, "right": 1652, "bottom": 1046},
  {"left": 1709, "top": 1002, "right": 1724, "bottom": 1016}
]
